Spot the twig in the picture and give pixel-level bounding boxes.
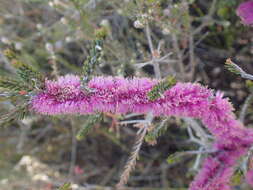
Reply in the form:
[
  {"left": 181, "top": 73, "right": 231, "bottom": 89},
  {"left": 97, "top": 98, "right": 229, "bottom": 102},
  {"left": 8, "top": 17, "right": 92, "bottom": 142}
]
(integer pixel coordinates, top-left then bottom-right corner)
[
  {"left": 116, "top": 113, "right": 153, "bottom": 188},
  {"left": 119, "top": 120, "right": 151, "bottom": 125},
  {"left": 172, "top": 34, "right": 186, "bottom": 79},
  {"left": 0, "top": 50, "right": 16, "bottom": 74},
  {"left": 240, "top": 93, "right": 253, "bottom": 123},
  {"left": 16, "top": 120, "right": 31, "bottom": 153},
  {"left": 182, "top": 149, "right": 217, "bottom": 155},
  {"left": 192, "top": 147, "right": 204, "bottom": 171},
  {"left": 225, "top": 58, "right": 253, "bottom": 80},
  {"left": 188, "top": 33, "right": 195, "bottom": 80},
  {"left": 194, "top": 32, "right": 209, "bottom": 46},
  {"left": 187, "top": 126, "right": 205, "bottom": 146},
  {"left": 84, "top": 0, "right": 99, "bottom": 9},
  {"left": 242, "top": 146, "right": 253, "bottom": 174},
  {"left": 193, "top": 0, "right": 217, "bottom": 35},
  {"left": 69, "top": 120, "right": 78, "bottom": 180},
  {"left": 50, "top": 56, "right": 59, "bottom": 78},
  {"left": 157, "top": 40, "right": 164, "bottom": 53},
  {"left": 134, "top": 53, "right": 175, "bottom": 68},
  {"left": 116, "top": 123, "right": 149, "bottom": 188},
  {"left": 145, "top": 24, "right": 161, "bottom": 79},
  {"left": 123, "top": 113, "right": 144, "bottom": 119},
  {"left": 184, "top": 117, "right": 212, "bottom": 147},
  {"left": 184, "top": 117, "right": 214, "bottom": 172}
]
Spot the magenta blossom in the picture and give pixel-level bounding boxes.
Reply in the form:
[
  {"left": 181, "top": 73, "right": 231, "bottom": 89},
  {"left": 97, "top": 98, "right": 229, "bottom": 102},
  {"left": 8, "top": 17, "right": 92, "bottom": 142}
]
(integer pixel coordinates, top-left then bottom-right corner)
[
  {"left": 31, "top": 75, "right": 253, "bottom": 190},
  {"left": 237, "top": 0, "right": 253, "bottom": 25}
]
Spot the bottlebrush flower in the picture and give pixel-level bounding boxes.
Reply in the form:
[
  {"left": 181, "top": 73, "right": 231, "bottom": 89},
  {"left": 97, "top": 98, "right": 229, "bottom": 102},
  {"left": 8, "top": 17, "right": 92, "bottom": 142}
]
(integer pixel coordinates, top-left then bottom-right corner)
[
  {"left": 236, "top": 0, "right": 253, "bottom": 25},
  {"left": 31, "top": 75, "right": 253, "bottom": 190},
  {"left": 190, "top": 142, "right": 249, "bottom": 190}
]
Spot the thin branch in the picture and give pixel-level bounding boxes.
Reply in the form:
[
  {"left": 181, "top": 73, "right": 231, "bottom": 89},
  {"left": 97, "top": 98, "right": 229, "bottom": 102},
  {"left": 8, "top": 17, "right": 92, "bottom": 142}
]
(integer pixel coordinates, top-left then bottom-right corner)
[
  {"left": 145, "top": 24, "right": 161, "bottom": 79},
  {"left": 194, "top": 31, "right": 209, "bottom": 46},
  {"left": 172, "top": 34, "right": 186, "bottom": 79},
  {"left": 182, "top": 149, "right": 217, "bottom": 155},
  {"left": 193, "top": 0, "right": 217, "bottom": 35},
  {"left": 134, "top": 53, "right": 175, "bottom": 68},
  {"left": 242, "top": 146, "right": 253, "bottom": 174},
  {"left": 187, "top": 126, "right": 205, "bottom": 146},
  {"left": 123, "top": 113, "right": 144, "bottom": 119},
  {"left": 116, "top": 113, "right": 153, "bottom": 188},
  {"left": 145, "top": 24, "right": 154, "bottom": 54},
  {"left": 208, "top": 0, "right": 218, "bottom": 17},
  {"left": 16, "top": 120, "right": 31, "bottom": 154},
  {"left": 69, "top": 120, "right": 78, "bottom": 180},
  {"left": 192, "top": 147, "right": 204, "bottom": 171},
  {"left": 240, "top": 93, "right": 253, "bottom": 123},
  {"left": 49, "top": 55, "right": 59, "bottom": 78},
  {"left": 116, "top": 122, "right": 149, "bottom": 188},
  {"left": 184, "top": 118, "right": 212, "bottom": 146},
  {"left": 157, "top": 40, "right": 164, "bottom": 53},
  {"left": 119, "top": 120, "right": 151, "bottom": 125},
  {"left": 225, "top": 58, "right": 253, "bottom": 80},
  {"left": 188, "top": 33, "right": 195, "bottom": 80}
]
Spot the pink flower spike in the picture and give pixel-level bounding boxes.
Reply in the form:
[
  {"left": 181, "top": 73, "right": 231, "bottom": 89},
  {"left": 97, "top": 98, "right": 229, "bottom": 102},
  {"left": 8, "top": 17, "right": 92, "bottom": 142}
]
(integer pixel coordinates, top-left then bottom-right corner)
[
  {"left": 237, "top": 1, "right": 253, "bottom": 25},
  {"left": 30, "top": 75, "right": 253, "bottom": 190}
]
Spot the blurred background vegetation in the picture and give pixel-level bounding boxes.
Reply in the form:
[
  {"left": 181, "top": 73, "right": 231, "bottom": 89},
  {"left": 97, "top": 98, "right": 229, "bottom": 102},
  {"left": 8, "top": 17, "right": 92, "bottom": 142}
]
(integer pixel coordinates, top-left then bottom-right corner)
[{"left": 0, "top": 0, "right": 253, "bottom": 189}]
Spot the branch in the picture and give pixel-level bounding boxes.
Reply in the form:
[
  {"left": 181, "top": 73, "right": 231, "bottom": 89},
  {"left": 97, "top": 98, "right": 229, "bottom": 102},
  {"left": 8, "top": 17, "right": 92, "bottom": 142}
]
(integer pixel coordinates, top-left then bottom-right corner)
[
  {"left": 240, "top": 93, "right": 253, "bottom": 123},
  {"left": 225, "top": 58, "right": 253, "bottom": 80},
  {"left": 145, "top": 24, "right": 161, "bottom": 79},
  {"left": 116, "top": 113, "right": 153, "bottom": 188}
]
